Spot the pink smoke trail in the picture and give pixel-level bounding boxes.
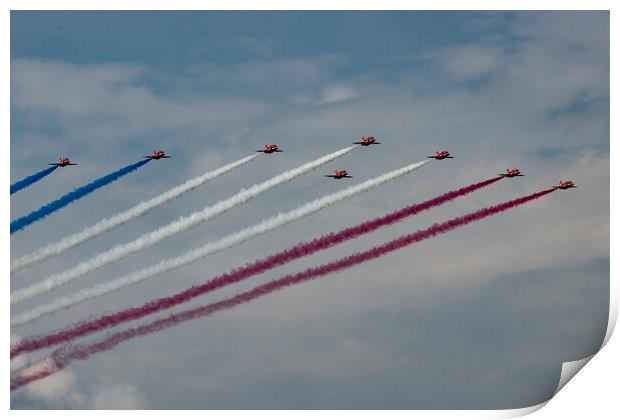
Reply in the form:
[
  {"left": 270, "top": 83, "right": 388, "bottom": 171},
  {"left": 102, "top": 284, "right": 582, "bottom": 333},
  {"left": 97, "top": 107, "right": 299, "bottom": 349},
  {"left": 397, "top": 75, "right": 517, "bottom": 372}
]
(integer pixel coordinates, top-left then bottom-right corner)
[
  {"left": 11, "top": 188, "right": 554, "bottom": 391},
  {"left": 12, "top": 177, "right": 502, "bottom": 358}
]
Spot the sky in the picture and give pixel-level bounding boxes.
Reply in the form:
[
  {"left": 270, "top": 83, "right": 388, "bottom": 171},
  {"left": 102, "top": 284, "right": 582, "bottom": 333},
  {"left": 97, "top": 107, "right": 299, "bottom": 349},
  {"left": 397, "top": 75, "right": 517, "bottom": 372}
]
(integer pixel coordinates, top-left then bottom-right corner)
[{"left": 9, "top": 11, "right": 609, "bottom": 409}]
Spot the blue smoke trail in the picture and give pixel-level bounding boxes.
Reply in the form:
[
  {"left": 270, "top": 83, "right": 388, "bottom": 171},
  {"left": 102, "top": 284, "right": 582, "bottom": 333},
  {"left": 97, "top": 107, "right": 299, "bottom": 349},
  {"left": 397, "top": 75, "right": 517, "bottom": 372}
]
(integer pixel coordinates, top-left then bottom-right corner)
[
  {"left": 10, "top": 166, "right": 58, "bottom": 195},
  {"left": 11, "top": 159, "right": 151, "bottom": 234}
]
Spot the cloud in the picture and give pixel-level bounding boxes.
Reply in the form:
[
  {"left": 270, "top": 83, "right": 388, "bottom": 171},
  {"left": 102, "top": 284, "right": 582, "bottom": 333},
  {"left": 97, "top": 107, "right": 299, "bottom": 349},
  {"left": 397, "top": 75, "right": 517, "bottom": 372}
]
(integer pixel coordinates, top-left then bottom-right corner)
[
  {"left": 10, "top": 354, "right": 85, "bottom": 410},
  {"left": 10, "top": 58, "right": 270, "bottom": 164},
  {"left": 185, "top": 54, "right": 342, "bottom": 92},
  {"left": 24, "top": 370, "right": 78, "bottom": 406},
  {"left": 431, "top": 44, "right": 504, "bottom": 81},
  {"left": 317, "top": 85, "right": 359, "bottom": 105},
  {"left": 423, "top": 12, "right": 608, "bottom": 120},
  {"left": 11, "top": 60, "right": 145, "bottom": 114},
  {"left": 91, "top": 384, "right": 149, "bottom": 409},
  {"left": 11, "top": 361, "right": 149, "bottom": 409}
]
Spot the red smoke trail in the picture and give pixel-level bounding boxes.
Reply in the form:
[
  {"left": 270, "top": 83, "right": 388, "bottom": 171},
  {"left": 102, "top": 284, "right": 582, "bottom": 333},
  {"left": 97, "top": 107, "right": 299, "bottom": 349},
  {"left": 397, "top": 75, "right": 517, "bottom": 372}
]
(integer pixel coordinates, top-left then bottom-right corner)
[
  {"left": 12, "top": 177, "right": 502, "bottom": 358},
  {"left": 11, "top": 188, "right": 554, "bottom": 391}
]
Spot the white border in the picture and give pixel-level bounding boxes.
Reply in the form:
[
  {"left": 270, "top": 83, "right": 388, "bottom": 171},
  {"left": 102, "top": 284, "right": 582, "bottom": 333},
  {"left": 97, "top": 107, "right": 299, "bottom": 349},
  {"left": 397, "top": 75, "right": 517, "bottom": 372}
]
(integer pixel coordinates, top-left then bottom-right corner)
[{"left": 4, "top": 1, "right": 616, "bottom": 417}]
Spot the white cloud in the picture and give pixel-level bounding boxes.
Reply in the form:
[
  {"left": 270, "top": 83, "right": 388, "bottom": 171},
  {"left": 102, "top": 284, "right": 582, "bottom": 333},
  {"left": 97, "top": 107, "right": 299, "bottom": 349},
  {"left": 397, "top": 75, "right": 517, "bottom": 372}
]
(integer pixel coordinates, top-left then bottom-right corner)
[
  {"left": 91, "top": 384, "right": 149, "bottom": 409},
  {"left": 10, "top": 58, "right": 270, "bottom": 161},
  {"left": 25, "top": 370, "right": 77, "bottom": 405},
  {"left": 431, "top": 44, "right": 504, "bottom": 81},
  {"left": 12, "top": 362, "right": 149, "bottom": 410},
  {"left": 317, "top": 85, "right": 359, "bottom": 105}
]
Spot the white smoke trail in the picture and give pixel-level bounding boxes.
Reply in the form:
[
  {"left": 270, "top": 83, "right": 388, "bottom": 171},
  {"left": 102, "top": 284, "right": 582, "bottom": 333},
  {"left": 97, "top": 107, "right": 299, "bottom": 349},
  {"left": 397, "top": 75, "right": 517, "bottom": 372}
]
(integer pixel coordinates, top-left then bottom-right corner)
[
  {"left": 11, "top": 159, "right": 429, "bottom": 326},
  {"left": 10, "top": 146, "right": 357, "bottom": 305},
  {"left": 11, "top": 154, "right": 260, "bottom": 274}
]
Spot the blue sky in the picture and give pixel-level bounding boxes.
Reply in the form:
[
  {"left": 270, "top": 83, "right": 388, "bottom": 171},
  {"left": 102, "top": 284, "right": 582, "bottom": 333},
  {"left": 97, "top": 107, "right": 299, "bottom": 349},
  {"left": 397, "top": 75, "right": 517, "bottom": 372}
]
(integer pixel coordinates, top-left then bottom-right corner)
[
  {"left": 10, "top": 11, "right": 609, "bottom": 409},
  {"left": 11, "top": 12, "right": 482, "bottom": 64}
]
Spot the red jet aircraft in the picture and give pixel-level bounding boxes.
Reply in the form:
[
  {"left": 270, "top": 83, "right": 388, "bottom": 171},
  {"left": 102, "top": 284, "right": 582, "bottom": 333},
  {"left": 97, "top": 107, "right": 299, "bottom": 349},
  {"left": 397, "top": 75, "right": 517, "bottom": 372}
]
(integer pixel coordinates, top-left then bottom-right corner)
[
  {"left": 48, "top": 158, "right": 77, "bottom": 167},
  {"left": 144, "top": 150, "right": 171, "bottom": 160},
  {"left": 353, "top": 136, "right": 380, "bottom": 146},
  {"left": 256, "top": 144, "right": 283, "bottom": 154},
  {"left": 555, "top": 180, "right": 576, "bottom": 190},
  {"left": 499, "top": 168, "right": 524, "bottom": 178},
  {"left": 325, "top": 170, "right": 353, "bottom": 179},
  {"left": 428, "top": 150, "right": 453, "bottom": 160}
]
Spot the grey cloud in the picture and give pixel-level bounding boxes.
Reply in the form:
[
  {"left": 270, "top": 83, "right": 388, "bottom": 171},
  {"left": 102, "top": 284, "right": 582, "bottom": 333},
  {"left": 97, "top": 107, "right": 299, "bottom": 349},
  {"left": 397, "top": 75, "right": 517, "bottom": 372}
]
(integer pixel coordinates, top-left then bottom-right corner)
[
  {"left": 429, "top": 44, "right": 505, "bottom": 81},
  {"left": 184, "top": 54, "right": 343, "bottom": 91},
  {"left": 11, "top": 357, "right": 149, "bottom": 410}
]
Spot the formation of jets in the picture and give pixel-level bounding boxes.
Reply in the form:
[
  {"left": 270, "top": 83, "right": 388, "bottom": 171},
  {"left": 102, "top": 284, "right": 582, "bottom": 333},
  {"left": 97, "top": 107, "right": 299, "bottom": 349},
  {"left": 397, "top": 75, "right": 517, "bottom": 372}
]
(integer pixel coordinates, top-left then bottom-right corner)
[
  {"left": 325, "top": 170, "right": 353, "bottom": 179},
  {"left": 48, "top": 158, "right": 78, "bottom": 167},
  {"left": 41, "top": 139, "right": 576, "bottom": 189}
]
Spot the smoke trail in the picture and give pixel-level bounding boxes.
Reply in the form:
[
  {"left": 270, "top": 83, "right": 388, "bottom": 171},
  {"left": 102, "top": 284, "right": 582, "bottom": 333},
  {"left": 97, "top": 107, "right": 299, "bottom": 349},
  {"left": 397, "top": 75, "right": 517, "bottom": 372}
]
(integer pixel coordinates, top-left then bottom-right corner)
[
  {"left": 10, "top": 166, "right": 58, "bottom": 195},
  {"left": 11, "top": 176, "right": 500, "bottom": 354},
  {"left": 10, "top": 188, "right": 555, "bottom": 390},
  {"left": 10, "top": 146, "right": 356, "bottom": 304},
  {"left": 11, "top": 154, "right": 260, "bottom": 274},
  {"left": 11, "top": 159, "right": 429, "bottom": 324},
  {"left": 10, "top": 159, "right": 152, "bottom": 234},
  {"left": 11, "top": 358, "right": 58, "bottom": 391}
]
